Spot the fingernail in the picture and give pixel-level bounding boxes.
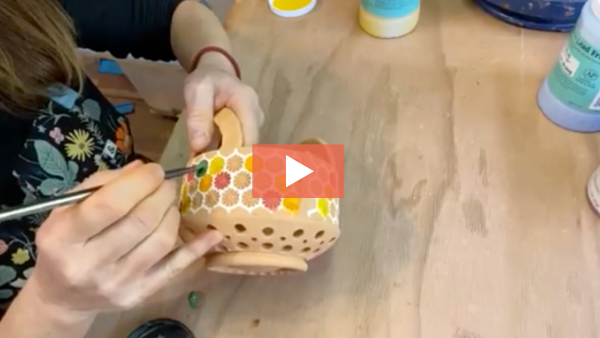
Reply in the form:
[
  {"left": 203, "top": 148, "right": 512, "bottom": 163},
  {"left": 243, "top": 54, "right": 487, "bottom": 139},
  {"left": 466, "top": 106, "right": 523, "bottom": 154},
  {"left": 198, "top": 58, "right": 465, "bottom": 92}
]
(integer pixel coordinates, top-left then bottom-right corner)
[{"left": 206, "top": 231, "right": 223, "bottom": 246}]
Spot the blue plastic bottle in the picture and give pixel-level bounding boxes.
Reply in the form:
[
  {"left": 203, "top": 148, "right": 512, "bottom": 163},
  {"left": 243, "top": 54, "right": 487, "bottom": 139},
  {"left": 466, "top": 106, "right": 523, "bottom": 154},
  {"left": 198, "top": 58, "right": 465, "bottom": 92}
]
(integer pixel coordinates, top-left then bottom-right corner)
[{"left": 537, "top": 0, "right": 600, "bottom": 132}]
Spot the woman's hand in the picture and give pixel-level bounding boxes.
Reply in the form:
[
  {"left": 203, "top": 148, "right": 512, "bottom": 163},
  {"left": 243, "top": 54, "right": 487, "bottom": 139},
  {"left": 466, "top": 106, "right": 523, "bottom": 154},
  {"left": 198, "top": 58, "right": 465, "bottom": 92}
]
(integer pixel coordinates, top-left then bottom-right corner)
[
  {"left": 25, "top": 161, "right": 222, "bottom": 316},
  {"left": 183, "top": 53, "right": 265, "bottom": 153}
]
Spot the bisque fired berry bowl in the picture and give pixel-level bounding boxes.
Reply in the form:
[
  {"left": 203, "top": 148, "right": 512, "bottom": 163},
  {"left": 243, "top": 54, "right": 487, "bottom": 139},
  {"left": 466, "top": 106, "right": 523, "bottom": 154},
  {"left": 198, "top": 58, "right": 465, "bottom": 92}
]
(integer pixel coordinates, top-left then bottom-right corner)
[{"left": 178, "top": 109, "right": 341, "bottom": 276}]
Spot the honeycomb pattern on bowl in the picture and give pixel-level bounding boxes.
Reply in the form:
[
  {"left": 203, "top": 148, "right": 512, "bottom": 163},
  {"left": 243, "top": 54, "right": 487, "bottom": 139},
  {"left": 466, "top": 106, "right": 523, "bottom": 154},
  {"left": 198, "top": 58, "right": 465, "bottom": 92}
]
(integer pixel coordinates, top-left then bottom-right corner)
[
  {"left": 178, "top": 143, "right": 341, "bottom": 276},
  {"left": 178, "top": 148, "right": 340, "bottom": 225}
]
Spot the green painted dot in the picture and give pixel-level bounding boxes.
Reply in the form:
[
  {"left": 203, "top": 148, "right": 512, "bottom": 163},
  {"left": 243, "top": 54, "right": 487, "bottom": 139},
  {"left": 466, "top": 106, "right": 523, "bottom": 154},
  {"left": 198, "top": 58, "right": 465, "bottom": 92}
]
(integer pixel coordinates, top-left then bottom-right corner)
[
  {"left": 188, "top": 291, "right": 201, "bottom": 309},
  {"left": 195, "top": 159, "right": 208, "bottom": 178}
]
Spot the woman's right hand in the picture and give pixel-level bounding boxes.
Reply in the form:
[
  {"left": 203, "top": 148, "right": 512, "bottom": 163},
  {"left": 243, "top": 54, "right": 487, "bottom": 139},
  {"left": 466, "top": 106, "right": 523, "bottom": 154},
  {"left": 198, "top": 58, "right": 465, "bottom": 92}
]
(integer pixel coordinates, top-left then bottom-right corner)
[{"left": 25, "top": 160, "right": 222, "bottom": 315}]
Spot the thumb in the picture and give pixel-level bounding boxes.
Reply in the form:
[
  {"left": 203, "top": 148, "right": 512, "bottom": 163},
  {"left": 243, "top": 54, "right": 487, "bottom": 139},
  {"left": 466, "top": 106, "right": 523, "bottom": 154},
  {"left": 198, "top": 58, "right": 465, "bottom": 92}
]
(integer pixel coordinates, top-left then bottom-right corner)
[{"left": 184, "top": 84, "right": 216, "bottom": 153}]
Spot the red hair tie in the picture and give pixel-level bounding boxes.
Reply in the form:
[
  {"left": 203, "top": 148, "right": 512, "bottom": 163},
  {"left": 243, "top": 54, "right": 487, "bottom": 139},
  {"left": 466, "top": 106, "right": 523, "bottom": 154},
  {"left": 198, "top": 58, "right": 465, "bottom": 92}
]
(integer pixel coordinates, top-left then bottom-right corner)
[{"left": 192, "top": 46, "right": 241, "bottom": 80}]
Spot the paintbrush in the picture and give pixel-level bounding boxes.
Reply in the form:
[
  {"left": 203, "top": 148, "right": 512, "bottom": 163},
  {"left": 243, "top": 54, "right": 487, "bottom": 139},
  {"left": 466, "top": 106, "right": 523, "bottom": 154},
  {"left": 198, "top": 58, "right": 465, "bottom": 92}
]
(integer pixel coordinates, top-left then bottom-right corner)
[{"left": 0, "top": 166, "right": 195, "bottom": 223}]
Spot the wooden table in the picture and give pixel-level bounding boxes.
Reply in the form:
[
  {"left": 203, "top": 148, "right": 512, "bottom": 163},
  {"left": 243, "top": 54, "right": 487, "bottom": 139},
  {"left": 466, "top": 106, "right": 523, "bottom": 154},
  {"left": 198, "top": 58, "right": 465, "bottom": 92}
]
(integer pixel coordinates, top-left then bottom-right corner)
[{"left": 89, "top": 0, "right": 600, "bottom": 337}]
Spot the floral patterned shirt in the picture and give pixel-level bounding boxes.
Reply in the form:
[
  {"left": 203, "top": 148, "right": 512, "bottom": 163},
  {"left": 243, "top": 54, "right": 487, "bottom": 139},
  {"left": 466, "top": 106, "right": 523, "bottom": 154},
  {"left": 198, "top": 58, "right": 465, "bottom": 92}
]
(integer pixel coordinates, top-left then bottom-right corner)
[
  {"left": 0, "top": 81, "right": 136, "bottom": 312},
  {"left": 0, "top": 0, "right": 196, "bottom": 317}
]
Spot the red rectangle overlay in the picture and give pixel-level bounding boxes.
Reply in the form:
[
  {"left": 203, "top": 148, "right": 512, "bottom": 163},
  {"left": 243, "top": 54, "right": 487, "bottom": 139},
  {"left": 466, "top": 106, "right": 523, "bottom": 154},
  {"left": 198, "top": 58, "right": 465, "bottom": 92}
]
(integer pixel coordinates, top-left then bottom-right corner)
[{"left": 251, "top": 144, "right": 344, "bottom": 199}]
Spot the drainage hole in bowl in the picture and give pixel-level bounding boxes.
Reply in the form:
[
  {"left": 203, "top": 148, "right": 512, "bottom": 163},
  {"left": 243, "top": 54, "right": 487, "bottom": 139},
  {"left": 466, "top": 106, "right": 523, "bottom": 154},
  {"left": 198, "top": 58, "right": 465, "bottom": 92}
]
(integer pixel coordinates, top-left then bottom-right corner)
[
  {"left": 251, "top": 237, "right": 257, "bottom": 242},
  {"left": 235, "top": 224, "right": 246, "bottom": 233},
  {"left": 302, "top": 247, "right": 311, "bottom": 252},
  {"left": 207, "top": 224, "right": 216, "bottom": 230},
  {"left": 293, "top": 229, "right": 304, "bottom": 237},
  {"left": 225, "top": 235, "right": 231, "bottom": 240},
  {"left": 262, "top": 243, "right": 273, "bottom": 249},
  {"left": 315, "top": 230, "right": 324, "bottom": 239},
  {"left": 329, "top": 237, "right": 336, "bottom": 243},
  {"left": 237, "top": 242, "right": 248, "bottom": 249},
  {"left": 280, "top": 237, "right": 286, "bottom": 241},
  {"left": 283, "top": 245, "right": 293, "bottom": 251},
  {"left": 313, "top": 248, "right": 320, "bottom": 253},
  {"left": 263, "top": 227, "right": 274, "bottom": 236},
  {"left": 303, "top": 240, "right": 307, "bottom": 244}
]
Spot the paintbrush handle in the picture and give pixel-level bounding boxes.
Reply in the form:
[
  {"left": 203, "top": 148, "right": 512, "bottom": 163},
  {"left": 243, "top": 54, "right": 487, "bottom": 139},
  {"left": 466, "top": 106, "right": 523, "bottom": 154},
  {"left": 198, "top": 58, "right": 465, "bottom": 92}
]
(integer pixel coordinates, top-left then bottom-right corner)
[
  {"left": 0, "top": 166, "right": 194, "bottom": 223},
  {"left": 0, "top": 188, "right": 95, "bottom": 223}
]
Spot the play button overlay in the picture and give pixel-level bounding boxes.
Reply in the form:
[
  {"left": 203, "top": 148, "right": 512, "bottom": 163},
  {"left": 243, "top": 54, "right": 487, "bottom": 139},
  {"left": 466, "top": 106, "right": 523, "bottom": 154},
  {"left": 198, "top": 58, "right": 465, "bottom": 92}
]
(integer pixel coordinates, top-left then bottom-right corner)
[
  {"left": 252, "top": 144, "right": 345, "bottom": 199},
  {"left": 286, "top": 155, "right": 313, "bottom": 187}
]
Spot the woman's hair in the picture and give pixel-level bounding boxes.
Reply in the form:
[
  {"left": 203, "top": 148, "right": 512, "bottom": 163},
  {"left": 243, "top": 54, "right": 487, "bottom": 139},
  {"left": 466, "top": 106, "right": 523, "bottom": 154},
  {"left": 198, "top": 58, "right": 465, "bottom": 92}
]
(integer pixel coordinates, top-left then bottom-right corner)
[{"left": 0, "top": 0, "right": 82, "bottom": 114}]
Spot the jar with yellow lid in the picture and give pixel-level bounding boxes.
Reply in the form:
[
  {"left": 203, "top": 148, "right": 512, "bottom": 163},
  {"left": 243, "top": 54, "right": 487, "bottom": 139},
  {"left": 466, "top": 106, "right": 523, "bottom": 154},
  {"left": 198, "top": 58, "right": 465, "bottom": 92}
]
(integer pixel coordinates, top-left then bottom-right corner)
[{"left": 269, "top": 0, "right": 316, "bottom": 17}]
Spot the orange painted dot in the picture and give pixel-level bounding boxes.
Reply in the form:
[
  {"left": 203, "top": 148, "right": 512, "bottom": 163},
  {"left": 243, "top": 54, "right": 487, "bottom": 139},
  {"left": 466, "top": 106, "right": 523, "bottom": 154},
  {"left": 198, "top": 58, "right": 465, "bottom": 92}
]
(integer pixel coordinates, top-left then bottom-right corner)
[
  {"left": 324, "top": 184, "right": 334, "bottom": 198},
  {"left": 275, "top": 174, "right": 288, "bottom": 194},
  {"left": 249, "top": 155, "right": 265, "bottom": 173},
  {"left": 198, "top": 175, "right": 213, "bottom": 193}
]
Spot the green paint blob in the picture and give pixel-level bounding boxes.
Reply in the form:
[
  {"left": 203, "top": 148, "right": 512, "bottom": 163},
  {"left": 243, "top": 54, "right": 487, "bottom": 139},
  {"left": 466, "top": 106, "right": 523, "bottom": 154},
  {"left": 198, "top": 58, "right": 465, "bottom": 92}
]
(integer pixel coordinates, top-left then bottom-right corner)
[
  {"left": 188, "top": 291, "right": 201, "bottom": 309},
  {"left": 195, "top": 160, "right": 208, "bottom": 178}
]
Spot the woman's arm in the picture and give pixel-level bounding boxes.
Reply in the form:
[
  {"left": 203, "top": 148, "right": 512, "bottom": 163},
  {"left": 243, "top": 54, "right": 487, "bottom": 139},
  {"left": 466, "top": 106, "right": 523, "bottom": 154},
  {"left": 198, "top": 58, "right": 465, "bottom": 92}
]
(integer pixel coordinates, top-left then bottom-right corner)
[
  {"left": 60, "top": 0, "right": 234, "bottom": 72},
  {"left": 59, "top": 0, "right": 182, "bottom": 61},
  {"left": 170, "top": 0, "right": 236, "bottom": 74}
]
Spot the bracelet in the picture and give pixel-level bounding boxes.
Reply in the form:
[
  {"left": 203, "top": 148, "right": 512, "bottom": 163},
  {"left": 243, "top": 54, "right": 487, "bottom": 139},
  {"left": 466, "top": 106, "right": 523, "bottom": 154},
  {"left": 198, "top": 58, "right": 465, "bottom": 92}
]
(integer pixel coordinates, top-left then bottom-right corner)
[{"left": 191, "top": 46, "right": 241, "bottom": 80}]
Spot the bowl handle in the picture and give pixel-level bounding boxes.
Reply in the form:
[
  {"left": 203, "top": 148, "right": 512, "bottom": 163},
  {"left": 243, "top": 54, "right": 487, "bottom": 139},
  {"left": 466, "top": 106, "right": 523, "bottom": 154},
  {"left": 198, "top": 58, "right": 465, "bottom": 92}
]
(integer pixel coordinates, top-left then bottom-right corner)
[
  {"left": 188, "top": 108, "right": 244, "bottom": 159},
  {"left": 299, "top": 137, "right": 328, "bottom": 145},
  {"left": 214, "top": 108, "right": 244, "bottom": 151},
  {"left": 300, "top": 137, "right": 338, "bottom": 164}
]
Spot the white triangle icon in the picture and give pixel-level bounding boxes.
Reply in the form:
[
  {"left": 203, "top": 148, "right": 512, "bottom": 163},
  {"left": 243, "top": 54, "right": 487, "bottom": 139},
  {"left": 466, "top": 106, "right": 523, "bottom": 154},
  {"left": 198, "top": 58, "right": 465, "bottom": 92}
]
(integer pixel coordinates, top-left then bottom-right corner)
[{"left": 286, "top": 155, "right": 313, "bottom": 187}]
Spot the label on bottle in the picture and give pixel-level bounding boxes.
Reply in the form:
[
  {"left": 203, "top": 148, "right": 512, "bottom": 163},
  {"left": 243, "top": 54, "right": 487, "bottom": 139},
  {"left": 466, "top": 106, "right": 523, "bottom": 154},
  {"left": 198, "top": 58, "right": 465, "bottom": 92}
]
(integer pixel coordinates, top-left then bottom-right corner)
[
  {"left": 547, "top": 24, "right": 600, "bottom": 113},
  {"left": 361, "top": 0, "right": 420, "bottom": 18}
]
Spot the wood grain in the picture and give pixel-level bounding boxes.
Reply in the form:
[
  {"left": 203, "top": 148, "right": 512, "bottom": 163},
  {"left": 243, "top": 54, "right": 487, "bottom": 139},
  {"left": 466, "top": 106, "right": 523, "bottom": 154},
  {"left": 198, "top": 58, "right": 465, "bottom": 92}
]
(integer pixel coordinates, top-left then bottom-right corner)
[{"left": 88, "top": 0, "right": 600, "bottom": 337}]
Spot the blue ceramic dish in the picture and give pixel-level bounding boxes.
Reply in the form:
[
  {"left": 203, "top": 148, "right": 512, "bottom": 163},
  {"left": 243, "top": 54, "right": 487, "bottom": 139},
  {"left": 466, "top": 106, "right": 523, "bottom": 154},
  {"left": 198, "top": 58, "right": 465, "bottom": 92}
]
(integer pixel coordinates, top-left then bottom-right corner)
[{"left": 474, "top": 0, "right": 587, "bottom": 32}]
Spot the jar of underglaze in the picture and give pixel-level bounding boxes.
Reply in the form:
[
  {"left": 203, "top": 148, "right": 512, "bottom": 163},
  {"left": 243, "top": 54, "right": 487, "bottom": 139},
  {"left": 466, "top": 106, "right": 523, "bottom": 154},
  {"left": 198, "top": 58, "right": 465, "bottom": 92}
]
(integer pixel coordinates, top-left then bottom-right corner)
[{"left": 178, "top": 109, "right": 340, "bottom": 276}]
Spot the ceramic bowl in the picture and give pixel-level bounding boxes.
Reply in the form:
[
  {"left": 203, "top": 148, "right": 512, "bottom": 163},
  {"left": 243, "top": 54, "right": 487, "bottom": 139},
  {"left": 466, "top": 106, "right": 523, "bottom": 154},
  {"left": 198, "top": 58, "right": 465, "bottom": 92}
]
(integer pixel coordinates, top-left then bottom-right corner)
[{"left": 178, "top": 109, "right": 340, "bottom": 276}]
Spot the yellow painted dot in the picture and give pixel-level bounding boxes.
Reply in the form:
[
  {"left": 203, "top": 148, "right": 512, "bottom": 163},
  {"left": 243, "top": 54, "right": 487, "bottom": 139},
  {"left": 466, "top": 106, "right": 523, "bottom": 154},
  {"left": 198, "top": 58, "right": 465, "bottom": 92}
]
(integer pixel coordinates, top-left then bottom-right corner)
[
  {"left": 209, "top": 157, "right": 224, "bottom": 175},
  {"left": 198, "top": 175, "right": 213, "bottom": 193},
  {"left": 180, "top": 183, "right": 188, "bottom": 200},
  {"left": 179, "top": 195, "right": 191, "bottom": 214},
  {"left": 283, "top": 198, "right": 301, "bottom": 214},
  {"left": 273, "top": 0, "right": 312, "bottom": 11},
  {"left": 316, "top": 198, "right": 329, "bottom": 218},
  {"left": 244, "top": 156, "right": 253, "bottom": 172}
]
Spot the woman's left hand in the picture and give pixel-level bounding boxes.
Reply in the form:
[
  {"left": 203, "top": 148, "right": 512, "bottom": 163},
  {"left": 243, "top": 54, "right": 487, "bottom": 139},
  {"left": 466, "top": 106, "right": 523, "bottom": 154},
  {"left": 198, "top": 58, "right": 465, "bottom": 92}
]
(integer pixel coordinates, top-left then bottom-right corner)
[{"left": 183, "top": 55, "right": 264, "bottom": 153}]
